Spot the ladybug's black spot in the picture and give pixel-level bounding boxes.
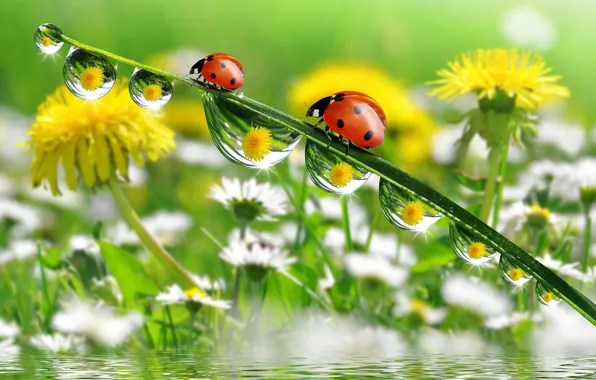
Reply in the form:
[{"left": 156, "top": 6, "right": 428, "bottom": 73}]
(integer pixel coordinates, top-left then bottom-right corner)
[
  {"left": 210, "top": 73, "right": 216, "bottom": 79},
  {"left": 337, "top": 119, "right": 344, "bottom": 128},
  {"left": 334, "top": 93, "right": 345, "bottom": 102},
  {"left": 363, "top": 130, "right": 374, "bottom": 141},
  {"left": 207, "top": 55, "right": 214, "bottom": 61},
  {"left": 354, "top": 104, "right": 364, "bottom": 115},
  {"left": 230, "top": 77, "right": 237, "bottom": 85},
  {"left": 221, "top": 62, "right": 228, "bottom": 68}
]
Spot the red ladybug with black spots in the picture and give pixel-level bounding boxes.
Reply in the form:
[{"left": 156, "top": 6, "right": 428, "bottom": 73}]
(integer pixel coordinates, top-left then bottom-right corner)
[
  {"left": 190, "top": 53, "right": 244, "bottom": 90},
  {"left": 306, "top": 91, "right": 386, "bottom": 149}
]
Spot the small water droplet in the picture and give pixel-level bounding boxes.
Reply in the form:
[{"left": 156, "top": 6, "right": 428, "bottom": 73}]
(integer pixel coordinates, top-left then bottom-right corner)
[
  {"left": 305, "top": 140, "right": 371, "bottom": 194},
  {"left": 536, "top": 281, "right": 561, "bottom": 306},
  {"left": 449, "top": 221, "right": 497, "bottom": 264},
  {"left": 499, "top": 255, "right": 532, "bottom": 286},
  {"left": 379, "top": 178, "right": 442, "bottom": 231},
  {"left": 129, "top": 69, "right": 173, "bottom": 110},
  {"left": 202, "top": 93, "right": 301, "bottom": 168},
  {"left": 34, "top": 23, "right": 64, "bottom": 54},
  {"left": 63, "top": 47, "right": 116, "bottom": 100}
]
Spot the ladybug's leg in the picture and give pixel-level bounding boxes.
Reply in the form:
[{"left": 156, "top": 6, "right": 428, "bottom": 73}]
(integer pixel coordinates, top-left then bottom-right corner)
[
  {"left": 339, "top": 136, "right": 350, "bottom": 157},
  {"left": 304, "top": 119, "right": 324, "bottom": 136},
  {"left": 324, "top": 126, "right": 334, "bottom": 149}
]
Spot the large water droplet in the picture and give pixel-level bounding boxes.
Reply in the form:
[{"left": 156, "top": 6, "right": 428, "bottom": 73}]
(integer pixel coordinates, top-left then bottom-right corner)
[
  {"left": 305, "top": 140, "right": 371, "bottom": 194},
  {"left": 129, "top": 69, "right": 173, "bottom": 110},
  {"left": 499, "top": 255, "right": 532, "bottom": 286},
  {"left": 379, "top": 178, "right": 442, "bottom": 231},
  {"left": 202, "top": 93, "right": 301, "bottom": 168},
  {"left": 63, "top": 47, "right": 116, "bottom": 100},
  {"left": 449, "top": 221, "right": 497, "bottom": 264},
  {"left": 536, "top": 281, "right": 561, "bottom": 306},
  {"left": 34, "top": 24, "right": 64, "bottom": 54}
]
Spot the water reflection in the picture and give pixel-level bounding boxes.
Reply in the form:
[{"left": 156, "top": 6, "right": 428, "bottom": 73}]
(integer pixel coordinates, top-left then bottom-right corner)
[{"left": 3, "top": 350, "right": 596, "bottom": 379}]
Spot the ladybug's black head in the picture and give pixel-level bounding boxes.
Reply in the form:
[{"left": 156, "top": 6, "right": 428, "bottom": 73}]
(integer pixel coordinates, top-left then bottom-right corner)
[
  {"left": 189, "top": 58, "right": 205, "bottom": 75},
  {"left": 306, "top": 96, "right": 332, "bottom": 118}
]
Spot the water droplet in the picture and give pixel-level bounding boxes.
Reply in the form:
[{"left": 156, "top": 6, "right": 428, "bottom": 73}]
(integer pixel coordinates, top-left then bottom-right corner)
[
  {"left": 34, "top": 23, "right": 64, "bottom": 54},
  {"left": 63, "top": 47, "right": 116, "bottom": 100},
  {"left": 129, "top": 69, "right": 173, "bottom": 109},
  {"left": 305, "top": 140, "right": 371, "bottom": 194},
  {"left": 499, "top": 255, "right": 532, "bottom": 286},
  {"left": 379, "top": 178, "right": 442, "bottom": 231},
  {"left": 202, "top": 93, "right": 301, "bottom": 168},
  {"left": 449, "top": 221, "right": 497, "bottom": 264},
  {"left": 536, "top": 281, "right": 561, "bottom": 306}
]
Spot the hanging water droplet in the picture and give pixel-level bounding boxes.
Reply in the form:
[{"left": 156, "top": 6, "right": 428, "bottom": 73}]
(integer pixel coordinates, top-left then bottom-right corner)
[
  {"left": 202, "top": 93, "right": 301, "bottom": 168},
  {"left": 378, "top": 178, "right": 442, "bottom": 231},
  {"left": 34, "top": 24, "right": 64, "bottom": 54},
  {"left": 499, "top": 255, "right": 532, "bottom": 286},
  {"left": 449, "top": 221, "right": 497, "bottom": 264},
  {"left": 129, "top": 69, "right": 173, "bottom": 110},
  {"left": 305, "top": 140, "right": 371, "bottom": 194},
  {"left": 63, "top": 47, "right": 116, "bottom": 100},
  {"left": 536, "top": 281, "right": 561, "bottom": 306}
]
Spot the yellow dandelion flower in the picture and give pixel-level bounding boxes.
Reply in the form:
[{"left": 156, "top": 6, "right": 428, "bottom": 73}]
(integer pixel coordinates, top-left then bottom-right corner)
[
  {"left": 329, "top": 162, "right": 354, "bottom": 188},
  {"left": 542, "top": 292, "right": 553, "bottom": 304},
  {"left": 79, "top": 66, "right": 105, "bottom": 92},
  {"left": 427, "top": 49, "right": 570, "bottom": 110},
  {"left": 288, "top": 64, "right": 437, "bottom": 166},
  {"left": 184, "top": 287, "right": 207, "bottom": 300},
  {"left": 467, "top": 242, "right": 486, "bottom": 260},
  {"left": 401, "top": 201, "right": 425, "bottom": 226},
  {"left": 162, "top": 100, "right": 209, "bottom": 138},
  {"left": 242, "top": 126, "right": 272, "bottom": 162},
  {"left": 510, "top": 268, "right": 523, "bottom": 282},
  {"left": 41, "top": 36, "right": 52, "bottom": 47},
  {"left": 410, "top": 299, "right": 427, "bottom": 315},
  {"left": 23, "top": 79, "right": 175, "bottom": 195},
  {"left": 143, "top": 84, "right": 163, "bottom": 102}
]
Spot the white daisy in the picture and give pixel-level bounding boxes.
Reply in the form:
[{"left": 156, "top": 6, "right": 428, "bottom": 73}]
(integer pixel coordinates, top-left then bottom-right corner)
[
  {"left": 538, "top": 252, "right": 588, "bottom": 283},
  {"left": 0, "top": 239, "right": 40, "bottom": 265},
  {"left": 209, "top": 177, "right": 288, "bottom": 223},
  {"left": 69, "top": 235, "right": 100, "bottom": 256},
  {"left": 344, "top": 253, "right": 409, "bottom": 288},
  {"left": 536, "top": 120, "right": 586, "bottom": 157},
  {"left": 0, "top": 107, "right": 32, "bottom": 168},
  {"left": 52, "top": 299, "right": 143, "bottom": 348},
  {"left": 30, "top": 333, "right": 86, "bottom": 353},
  {"left": 175, "top": 140, "right": 228, "bottom": 168},
  {"left": 485, "top": 311, "right": 542, "bottom": 330},
  {"left": 393, "top": 292, "right": 446, "bottom": 325},
  {"left": 318, "top": 265, "right": 335, "bottom": 291},
  {"left": 500, "top": 6, "right": 557, "bottom": 52},
  {"left": 191, "top": 274, "right": 226, "bottom": 292},
  {"left": 533, "top": 303, "right": 596, "bottom": 354},
  {"left": 109, "top": 210, "right": 192, "bottom": 247},
  {"left": 0, "top": 318, "right": 18, "bottom": 339},
  {"left": 220, "top": 233, "right": 297, "bottom": 274},
  {"left": 442, "top": 274, "right": 512, "bottom": 318},
  {"left": 156, "top": 284, "right": 231, "bottom": 310},
  {"left": 497, "top": 201, "right": 560, "bottom": 236},
  {"left": 24, "top": 184, "right": 83, "bottom": 209},
  {"left": 0, "top": 199, "right": 41, "bottom": 233}
]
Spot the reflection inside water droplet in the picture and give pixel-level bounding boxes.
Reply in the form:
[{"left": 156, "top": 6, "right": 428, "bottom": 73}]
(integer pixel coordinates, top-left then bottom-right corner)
[
  {"left": 129, "top": 69, "right": 173, "bottom": 109},
  {"left": 202, "top": 93, "right": 301, "bottom": 168},
  {"left": 63, "top": 47, "right": 116, "bottom": 100},
  {"left": 499, "top": 255, "right": 532, "bottom": 286},
  {"left": 536, "top": 281, "right": 561, "bottom": 306},
  {"left": 378, "top": 178, "right": 442, "bottom": 232},
  {"left": 305, "top": 140, "right": 371, "bottom": 195},
  {"left": 34, "top": 23, "right": 64, "bottom": 54},
  {"left": 449, "top": 221, "right": 497, "bottom": 264}
]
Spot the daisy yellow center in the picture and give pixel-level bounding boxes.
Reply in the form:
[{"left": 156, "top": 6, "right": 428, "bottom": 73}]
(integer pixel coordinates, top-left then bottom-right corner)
[
  {"left": 329, "top": 162, "right": 354, "bottom": 188},
  {"left": 80, "top": 66, "right": 105, "bottom": 92},
  {"left": 410, "top": 299, "right": 427, "bottom": 315},
  {"left": 184, "top": 287, "right": 206, "bottom": 300},
  {"left": 242, "top": 126, "right": 272, "bottom": 162},
  {"left": 467, "top": 242, "right": 486, "bottom": 260},
  {"left": 427, "top": 49, "right": 570, "bottom": 110},
  {"left": 401, "top": 201, "right": 425, "bottom": 226},
  {"left": 41, "top": 36, "right": 52, "bottom": 47},
  {"left": 543, "top": 292, "right": 553, "bottom": 303},
  {"left": 143, "top": 84, "right": 163, "bottom": 102},
  {"left": 510, "top": 268, "right": 523, "bottom": 282}
]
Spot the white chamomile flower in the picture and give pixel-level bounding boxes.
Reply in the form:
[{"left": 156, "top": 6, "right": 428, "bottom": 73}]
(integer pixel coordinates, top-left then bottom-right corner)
[
  {"left": 109, "top": 210, "right": 192, "bottom": 247},
  {"left": 500, "top": 6, "right": 557, "bottom": 52},
  {"left": 536, "top": 120, "right": 586, "bottom": 157},
  {"left": 30, "top": 333, "right": 87, "bottom": 353},
  {"left": 0, "top": 239, "right": 40, "bottom": 265},
  {"left": 344, "top": 253, "right": 409, "bottom": 288},
  {"left": 393, "top": 292, "right": 446, "bottom": 325},
  {"left": 0, "top": 199, "right": 41, "bottom": 233},
  {"left": 537, "top": 252, "right": 589, "bottom": 283},
  {"left": 69, "top": 234, "right": 100, "bottom": 257},
  {"left": 191, "top": 274, "right": 226, "bottom": 292},
  {"left": 442, "top": 274, "right": 511, "bottom": 318},
  {"left": 0, "top": 318, "right": 18, "bottom": 339},
  {"left": 175, "top": 139, "right": 228, "bottom": 168},
  {"left": 485, "top": 311, "right": 542, "bottom": 330},
  {"left": 52, "top": 299, "right": 143, "bottom": 348},
  {"left": 497, "top": 201, "right": 560, "bottom": 236},
  {"left": 209, "top": 177, "right": 287, "bottom": 223},
  {"left": 156, "top": 284, "right": 231, "bottom": 310}
]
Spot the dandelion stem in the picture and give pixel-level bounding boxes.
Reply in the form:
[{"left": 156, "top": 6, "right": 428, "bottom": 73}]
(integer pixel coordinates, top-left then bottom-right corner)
[
  {"left": 341, "top": 197, "right": 353, "bottom": 253},
  {"left": 480, "top": 148, "right": 501, "bottom": 223},
  {"left": 582, "top": 210, "right": 593, "bottom": 273},
  {"left": 491, "top": 142, "right": 510, "bottom": 228},
  {"left": 108, "top": 178, "right": 196, "bottom": 289}
]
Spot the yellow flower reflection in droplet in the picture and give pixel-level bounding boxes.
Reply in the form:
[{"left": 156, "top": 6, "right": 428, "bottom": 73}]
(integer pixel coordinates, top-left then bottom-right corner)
[
  {"left": 329, "top": 162, "right": 354, "bottom": 188},
  {"left": 402, "top": 201, "right": 425, "bottom": 226},
  {"left": 80, "top": 66, "right": 105, "bottom": 92},
  {"left": 242, "top": 126, "right": 272, "bottom": 162}
]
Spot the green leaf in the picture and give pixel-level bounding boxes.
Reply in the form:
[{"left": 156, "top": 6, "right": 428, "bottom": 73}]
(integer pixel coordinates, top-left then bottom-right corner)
[
  {"left": 453, "top": 170, "right": 486, "bottom": 192},
  {"left": 410, "top": 236, "right": 456, "bottom": 273},
  {"left": 40, "top": 247, "right": 63, "bottom": 270}
]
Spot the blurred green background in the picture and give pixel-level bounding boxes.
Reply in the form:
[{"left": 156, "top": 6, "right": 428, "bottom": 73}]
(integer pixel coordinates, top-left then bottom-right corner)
[{"left": 3, "top": 0, "right": 596, "bottom": 123}]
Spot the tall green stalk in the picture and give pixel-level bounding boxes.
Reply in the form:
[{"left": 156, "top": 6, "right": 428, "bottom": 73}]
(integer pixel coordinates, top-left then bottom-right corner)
[
  {"left": 341, "top": 196, "right": 353, "bottom": 253},
  {"left": 582, "top": 211, "right": 593, "bottom": 273},
  {"left": 480, "top": 148, "right": 501, "bottom": 223},
  {"left": 491, "top": 142, "right": 510, "bottom": 228}
]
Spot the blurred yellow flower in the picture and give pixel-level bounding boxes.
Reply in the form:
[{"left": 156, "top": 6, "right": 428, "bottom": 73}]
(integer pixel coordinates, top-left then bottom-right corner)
[
  {"left": 427, "top": 49, "right": 569, "bottom": 110},
  {"left": 288, "top": 64, "right": 437, "bottom": 166},
  {"left": 23, "top": 79, "right": 175, "bottom": 195}
]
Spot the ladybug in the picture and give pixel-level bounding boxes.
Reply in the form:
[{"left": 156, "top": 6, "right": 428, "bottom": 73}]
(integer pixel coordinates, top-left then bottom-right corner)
[
  {"left": 306, "top": 91, "right": 386, "bottom": 149},
  {"left": 190, "top": 53, "right": 244, "bottom": 90}
]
